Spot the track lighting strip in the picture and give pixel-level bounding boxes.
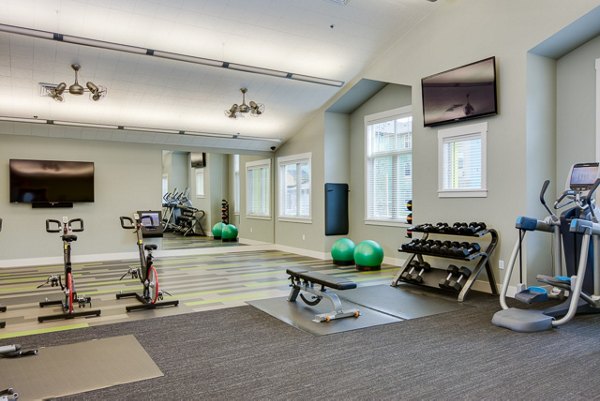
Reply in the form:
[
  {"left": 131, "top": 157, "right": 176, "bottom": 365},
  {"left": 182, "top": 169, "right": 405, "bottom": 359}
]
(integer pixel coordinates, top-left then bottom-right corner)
[
  {"left": 0, "top": 116, "right": 281, "bottom": 144},
  {"left": 0, "top": 23, "right": 344, "bottom": 88}
]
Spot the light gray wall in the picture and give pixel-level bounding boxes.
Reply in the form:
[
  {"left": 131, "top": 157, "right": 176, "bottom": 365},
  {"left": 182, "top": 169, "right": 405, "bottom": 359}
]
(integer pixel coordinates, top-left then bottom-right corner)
[
  {"left": 324, "top": 112, "right": 351, "bottom": 184},
  {"left": 556, "top": 34, "right": 600, "bottom": 187},
  {"left": 359, "top": 0, "right": 600, "bottom": 285},
  {"left": 0, "top": 134, "right": 161, "bottom": 259},
  {"left": 524, "top": 53, "right": 557, "bottom": 284},
  {"left": 348, "top": 84, "right": 412, "bottom": 258},
  {"left": 275, "top": 113, "right": 326, "bottom": 252}
]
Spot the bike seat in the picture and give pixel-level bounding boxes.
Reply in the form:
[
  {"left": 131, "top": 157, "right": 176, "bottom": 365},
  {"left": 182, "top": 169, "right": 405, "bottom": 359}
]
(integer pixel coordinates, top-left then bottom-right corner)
[
  {"left": 144, "top": 244, "right": 158, "bottom": 251},
  {"left": 62, "top": 234, "right": 78, "bottom": 242}
]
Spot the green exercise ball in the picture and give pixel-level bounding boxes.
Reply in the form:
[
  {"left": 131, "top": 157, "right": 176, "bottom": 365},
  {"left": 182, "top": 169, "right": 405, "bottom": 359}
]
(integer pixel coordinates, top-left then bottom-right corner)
[
  {"left": 354, "top": 240, "right": 384, "bottom": 271},
  {"left": 331, "top": 238, "right": 356, "bottom": 266},
  {"left": 212, "top": 222, "right": 225, "bottom": 239},
  {"left": 221, "top": 224, "right": 239, "bottom": 242}
]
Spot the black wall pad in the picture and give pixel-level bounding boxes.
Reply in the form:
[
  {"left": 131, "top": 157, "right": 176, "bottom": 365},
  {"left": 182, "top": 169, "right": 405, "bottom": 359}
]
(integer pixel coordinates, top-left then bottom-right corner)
[{"left": 324, "top": 183, "right": 349, "bottom": 235}]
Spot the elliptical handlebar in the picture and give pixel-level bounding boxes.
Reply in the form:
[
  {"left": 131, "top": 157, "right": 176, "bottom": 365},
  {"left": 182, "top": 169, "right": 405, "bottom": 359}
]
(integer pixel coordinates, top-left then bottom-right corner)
[
  {"left": 540, "top": 180, "right": 554, "bottom": 217},
  {"left": 0, "top": 217, "right": 2, "bottom": 232}
]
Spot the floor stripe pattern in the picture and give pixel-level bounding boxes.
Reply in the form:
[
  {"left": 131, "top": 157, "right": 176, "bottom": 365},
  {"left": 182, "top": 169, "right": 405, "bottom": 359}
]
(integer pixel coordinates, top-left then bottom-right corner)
[{"left": 0, "top": 249, "right": 396, "bottom": 339}]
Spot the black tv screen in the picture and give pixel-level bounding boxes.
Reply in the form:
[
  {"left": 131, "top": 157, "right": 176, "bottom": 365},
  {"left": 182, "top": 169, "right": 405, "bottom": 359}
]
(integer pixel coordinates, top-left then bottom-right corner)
[
  {"left": 9, "top": 159, "right": 95, "bottom": 203},
  {"left": 421, "top": 57, "right": 497, "bottom": 127}
]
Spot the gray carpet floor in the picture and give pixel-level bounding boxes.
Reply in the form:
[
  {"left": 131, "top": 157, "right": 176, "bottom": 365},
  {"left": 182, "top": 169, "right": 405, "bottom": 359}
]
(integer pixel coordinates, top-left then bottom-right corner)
[{"left": 5, "top": 290, "right": 600, "bottom": 400}]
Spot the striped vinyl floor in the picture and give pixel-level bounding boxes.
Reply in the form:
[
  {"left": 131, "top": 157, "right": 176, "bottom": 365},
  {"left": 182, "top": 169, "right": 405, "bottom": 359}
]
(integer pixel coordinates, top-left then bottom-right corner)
[{"left": 0, "top": 247, "right": 396, "bottom": 339}]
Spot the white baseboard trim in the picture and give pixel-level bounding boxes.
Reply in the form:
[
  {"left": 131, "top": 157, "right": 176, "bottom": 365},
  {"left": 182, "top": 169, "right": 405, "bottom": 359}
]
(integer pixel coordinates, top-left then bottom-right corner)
[{"left": 273, "top": 244, "right": 329, "bottom": 260}]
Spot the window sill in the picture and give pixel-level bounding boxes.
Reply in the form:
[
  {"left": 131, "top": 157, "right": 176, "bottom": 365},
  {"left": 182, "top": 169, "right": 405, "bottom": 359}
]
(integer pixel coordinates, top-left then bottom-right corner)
[
  {"left": 278, "top": 217, "right": 312, "bottom": 224},
  {"left": 438, "top": 189, "right": 488, "bottom": 198},
  {"left": 364, "top": 220, "right": 410, "bottom": 228},
  {"left": 246, "top": 215, "right": 272, "bottom": 220}
]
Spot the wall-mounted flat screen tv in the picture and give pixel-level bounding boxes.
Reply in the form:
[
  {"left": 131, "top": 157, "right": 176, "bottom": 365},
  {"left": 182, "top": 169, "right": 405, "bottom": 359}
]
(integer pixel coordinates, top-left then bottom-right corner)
[
  {"left": 9, "top": 159, "right": 95, "bottom": 204},
  {"left": 421, "top": 56, "right": 497, "bottom": 127}
]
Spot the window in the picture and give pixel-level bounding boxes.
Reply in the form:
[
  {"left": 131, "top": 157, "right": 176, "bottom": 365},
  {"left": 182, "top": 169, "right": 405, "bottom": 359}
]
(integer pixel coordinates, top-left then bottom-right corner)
[
  {"left": 233, "top": 154, "right": 240, "bottom": 214},
  {"left": 438, "top": 122, "right": 487, "bottom": 198},
  {"left": 365, "top": 106, "right": 412, "bottom": 225},
  {"left": 246, "top": 159, "right": 271, "bottom": 218},
  {"left": 162, "top": 174, "right": 168, "bottom": 198},
  {"left": 278, "top": 153, "right": 311, "bottom": 221},
  {"left": 195, "top": 168, "right": 205, "bottom": 197}
]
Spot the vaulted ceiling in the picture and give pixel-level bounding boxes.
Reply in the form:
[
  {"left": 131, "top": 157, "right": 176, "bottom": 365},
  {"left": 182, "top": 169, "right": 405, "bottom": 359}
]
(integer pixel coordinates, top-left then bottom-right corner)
[{"left": 0, "top": 0, "right": 437, "bottom": 151}]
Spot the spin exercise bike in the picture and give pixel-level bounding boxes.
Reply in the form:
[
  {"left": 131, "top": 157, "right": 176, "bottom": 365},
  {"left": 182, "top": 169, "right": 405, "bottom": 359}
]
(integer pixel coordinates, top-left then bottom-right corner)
[
  {"left": 493, "top": 162, "right": 600, "bottom": 332},
  {"left": 37, "top": 217, "right": 101, "bottom": 322},
  {"left": 117, "top": 214, "right": 179, "bottom": 311},
  {"left": 0, "top": 218, "right": 6, "bottom": 329}
]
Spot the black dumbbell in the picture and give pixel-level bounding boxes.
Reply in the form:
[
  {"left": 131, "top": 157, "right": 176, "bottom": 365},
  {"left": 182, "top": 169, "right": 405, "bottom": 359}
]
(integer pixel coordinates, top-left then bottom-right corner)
[
  {"left": 420, "top": 240, "right": 437, "bottom": 253},
  {"left": 401, "top": 239, "right": 420, "bottom": 252},
  {"left": 407, "top": 262, "right": 431, "bottom": 284},
  {"left": 439, "top": 264, "right": 459, "bottom": 289},
  {"left": 447, "top": 266, "right": 472, "bottom": 291},
  {"left": 452, "top": 222, "right": 468, "bottom": 235},
  {"left": 400, "top": 260, "right": 420, "bottom": 281},
  {"left": 435, "top": 222, "right": 449, "bottom": 233},
  {"left": 429, "top": 240, "right": 444, "bottom": 255},
  {"left": 438, "top": 241, "right": 454, "bottom": 256},
  {"left": 470, "top": 222, "right": 487, "bottom": 233},
  {"left": 456, "top": 242, "right": 481, "bottom": 257}
]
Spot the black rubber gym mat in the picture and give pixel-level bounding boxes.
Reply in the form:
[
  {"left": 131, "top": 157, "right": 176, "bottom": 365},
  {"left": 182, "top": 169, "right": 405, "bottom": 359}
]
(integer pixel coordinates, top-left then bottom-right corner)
[
  {"left": 335, "top": 284, "right": 467, "bottom": 320},
  {"left": 247, "top": 296, "right": 402, "bottom": 336}
]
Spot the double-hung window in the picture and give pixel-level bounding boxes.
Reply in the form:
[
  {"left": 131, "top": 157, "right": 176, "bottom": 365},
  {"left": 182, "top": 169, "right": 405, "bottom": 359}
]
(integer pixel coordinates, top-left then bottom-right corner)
[
  {"left": 195, "top": 168, "right": 205, "bottom": 198},
  {"left": 438, "top": 122, "right": 487, "bottom": 198},
  {"left": 246, "top": 159, "right": 271, "bottom": 218},
  {"left": 278, "top": 153, "right": 311, "bottom": 221},
  {"left": 365, "top": 106, "right": 412, "bottom": 225}
]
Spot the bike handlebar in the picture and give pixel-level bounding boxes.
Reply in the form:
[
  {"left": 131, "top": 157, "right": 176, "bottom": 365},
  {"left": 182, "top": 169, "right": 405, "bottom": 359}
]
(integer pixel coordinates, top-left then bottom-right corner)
[
  {"left": 46, "top": 218, "right": 84, "bottom": 233},
  {"left": 120, "top": 216, "right": 135, "bottom": 229},
  {"left": 69, "top": 218, "right": 84, "bottom": 232},
  {"left": 45, "top": 219, "right": 61, "bottom": 233}
]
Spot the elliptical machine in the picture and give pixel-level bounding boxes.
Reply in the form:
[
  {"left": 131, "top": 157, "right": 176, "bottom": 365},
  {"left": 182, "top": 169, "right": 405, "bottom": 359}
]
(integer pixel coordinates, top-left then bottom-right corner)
[
  {"left": 37, "top": 217, "right": 101, "bottom": 322},
  {"left": 117, "top": 213, "right": 179, "bottom": 311},
  {"left": 493, "top": 162, "right": 600, "bottom": 332}
]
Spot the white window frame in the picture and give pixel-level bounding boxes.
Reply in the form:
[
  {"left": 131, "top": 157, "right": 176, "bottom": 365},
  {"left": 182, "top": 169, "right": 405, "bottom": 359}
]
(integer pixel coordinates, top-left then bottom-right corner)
[
  {"left": 246, "top": 158, "right": 271, "bottom": 219},
  {"left": 437, "top": 122, "right": 488, "bottom": 198},
  {"left": 277, "top": 152, "right": 312, "bottom": 223},
  {"left": 233, "top": 154, "right": 240, "bottom": 215},
  {"left": 195, "top": 168, "right": 205, "bottom": 198},
  {"left": 364, "top": 105, "right": 413, "bottom": 227}
]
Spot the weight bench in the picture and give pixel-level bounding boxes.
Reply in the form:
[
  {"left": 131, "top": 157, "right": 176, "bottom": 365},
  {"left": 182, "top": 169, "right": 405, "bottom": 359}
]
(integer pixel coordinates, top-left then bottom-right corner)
[{"left": 286, "top": 267, "right": 360, "bottom": 323}]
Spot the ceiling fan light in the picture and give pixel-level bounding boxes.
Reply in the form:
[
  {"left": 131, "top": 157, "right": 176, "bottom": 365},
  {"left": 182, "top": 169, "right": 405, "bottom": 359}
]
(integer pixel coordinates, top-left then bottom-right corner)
[
  {"left": 69, "top": 82, "right": 85, "bottom": 95},
  {"left": 55, "top": 82, "right": 66, "bottom": 94},
  {"left": 86, "top": 81, "right": 99, "bottom": 94}
]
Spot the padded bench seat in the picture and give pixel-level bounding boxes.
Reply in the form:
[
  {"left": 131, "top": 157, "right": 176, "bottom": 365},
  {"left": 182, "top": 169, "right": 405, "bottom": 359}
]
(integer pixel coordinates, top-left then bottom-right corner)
[
  {"left": 286, "top": 267, "right": 357, "bottom": 291},
  {"left": 286, "top": 267, "right": 359, "bottom": 323}
]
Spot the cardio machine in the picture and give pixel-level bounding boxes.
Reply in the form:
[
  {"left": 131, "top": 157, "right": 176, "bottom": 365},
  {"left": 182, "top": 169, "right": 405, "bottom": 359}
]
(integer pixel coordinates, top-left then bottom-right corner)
[
  {"left": 117, "top": 213, "right": 179, "bottom": 311},
  {"left": 0, "top": 218, "right": 6, "bottom": 329},
  {"left": 493, "top": 162, "right": 600, "bottom": 332},
  {"left": 37, "top": 217, "right": 101, "bottom": 322}
]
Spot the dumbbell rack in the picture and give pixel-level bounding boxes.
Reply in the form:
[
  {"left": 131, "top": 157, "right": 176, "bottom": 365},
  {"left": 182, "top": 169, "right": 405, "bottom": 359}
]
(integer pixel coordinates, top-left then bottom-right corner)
[{"left": 392, "top": 224, "right": 498, "bottom": 302}]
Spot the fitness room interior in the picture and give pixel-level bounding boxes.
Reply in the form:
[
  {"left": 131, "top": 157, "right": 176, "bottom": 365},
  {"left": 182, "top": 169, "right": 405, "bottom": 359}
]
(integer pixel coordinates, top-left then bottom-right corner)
[{"left": 1, "top": 1, "right": 600, "bottom": 400}]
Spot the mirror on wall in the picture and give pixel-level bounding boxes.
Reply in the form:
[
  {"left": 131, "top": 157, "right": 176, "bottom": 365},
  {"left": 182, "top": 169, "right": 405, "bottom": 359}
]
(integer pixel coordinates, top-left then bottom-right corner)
[{"left": 156, "top": 150, "right": 242, "bottom": 250}]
